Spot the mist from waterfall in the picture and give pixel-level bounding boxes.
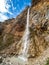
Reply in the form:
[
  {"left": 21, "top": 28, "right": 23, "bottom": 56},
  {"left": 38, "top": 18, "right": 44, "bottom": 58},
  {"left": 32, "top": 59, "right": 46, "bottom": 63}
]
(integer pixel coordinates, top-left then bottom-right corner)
[{"left": 18, "top": 8, "right": 30, "bottom": 61}]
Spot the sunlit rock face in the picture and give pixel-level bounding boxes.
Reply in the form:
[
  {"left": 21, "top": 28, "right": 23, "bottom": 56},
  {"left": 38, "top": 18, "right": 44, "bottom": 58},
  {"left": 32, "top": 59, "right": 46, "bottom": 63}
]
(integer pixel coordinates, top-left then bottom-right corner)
[
  {"left": 0, "top": 0, "right": 49, "bottom": 59},
  {"left": 32, "top": 0, "right": 49, "bottom": 6},
  {"left": 32, "top": 0, "right": 41, "bottom": 6}
]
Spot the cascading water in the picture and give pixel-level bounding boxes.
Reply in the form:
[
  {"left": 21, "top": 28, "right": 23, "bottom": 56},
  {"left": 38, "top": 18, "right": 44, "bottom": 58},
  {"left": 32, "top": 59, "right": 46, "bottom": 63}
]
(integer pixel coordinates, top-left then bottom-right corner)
[
  {"left": 22, "top": 8, "right": 30, "bottom": 56},
  {"left": 18, "top": 8, "right": 30, "bottom": 61}
]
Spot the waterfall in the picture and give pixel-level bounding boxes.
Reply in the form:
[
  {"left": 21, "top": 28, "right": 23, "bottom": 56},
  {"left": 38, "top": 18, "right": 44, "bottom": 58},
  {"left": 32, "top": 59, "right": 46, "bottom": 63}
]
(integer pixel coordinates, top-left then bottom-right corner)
[
  {"left": 22, "top": 8, "right": 30, "bottom": 55},
  {"left": 18, "top": 8, "right": 30, "bottom": 61}
]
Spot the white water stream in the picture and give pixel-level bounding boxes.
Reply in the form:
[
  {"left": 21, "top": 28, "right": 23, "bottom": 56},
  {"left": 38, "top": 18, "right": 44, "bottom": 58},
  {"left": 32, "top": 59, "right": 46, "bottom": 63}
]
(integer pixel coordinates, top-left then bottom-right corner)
[{"left": 18, "top": 8, "right": 30, "bottom": 61}]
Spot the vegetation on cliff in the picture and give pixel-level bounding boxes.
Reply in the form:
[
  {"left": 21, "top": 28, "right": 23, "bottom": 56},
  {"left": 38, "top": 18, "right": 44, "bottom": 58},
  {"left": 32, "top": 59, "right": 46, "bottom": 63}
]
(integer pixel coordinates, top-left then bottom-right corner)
[{"left": 45, "top": 58, "right": 49, "bottom": 65}]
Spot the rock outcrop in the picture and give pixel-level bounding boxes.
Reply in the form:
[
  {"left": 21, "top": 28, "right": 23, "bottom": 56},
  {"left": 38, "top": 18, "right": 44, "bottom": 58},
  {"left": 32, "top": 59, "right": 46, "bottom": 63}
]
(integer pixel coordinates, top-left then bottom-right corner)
[{"left": 0, "top": 0, "right": 49, "bottom": 58}]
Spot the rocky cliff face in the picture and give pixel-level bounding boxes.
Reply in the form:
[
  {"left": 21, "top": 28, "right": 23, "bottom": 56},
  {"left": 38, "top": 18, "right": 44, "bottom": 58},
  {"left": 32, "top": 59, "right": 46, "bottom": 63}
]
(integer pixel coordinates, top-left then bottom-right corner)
[{"left": 0, "top": 0, "right": 49, "bottom": 58}]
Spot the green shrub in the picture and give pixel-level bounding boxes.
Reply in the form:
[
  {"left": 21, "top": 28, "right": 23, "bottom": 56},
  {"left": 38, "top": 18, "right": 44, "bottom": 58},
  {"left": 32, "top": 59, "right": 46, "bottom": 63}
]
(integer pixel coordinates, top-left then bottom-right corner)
[{"left": 45, "top": 58, "right": 49, "bottom": 65}]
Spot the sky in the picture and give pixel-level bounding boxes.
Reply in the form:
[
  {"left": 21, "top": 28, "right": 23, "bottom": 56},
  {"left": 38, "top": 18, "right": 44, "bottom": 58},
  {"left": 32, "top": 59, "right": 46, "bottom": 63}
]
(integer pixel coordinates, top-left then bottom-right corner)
[{"left": 0, "top": 0, "right": 31, "bottom": 22}]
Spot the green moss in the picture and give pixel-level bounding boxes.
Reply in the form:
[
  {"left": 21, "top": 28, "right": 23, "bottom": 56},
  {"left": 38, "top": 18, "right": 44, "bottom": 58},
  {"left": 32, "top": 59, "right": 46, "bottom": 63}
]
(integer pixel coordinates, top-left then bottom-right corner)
[{"left": 45, "top": 58, "right": 49, "bottom": 65}]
